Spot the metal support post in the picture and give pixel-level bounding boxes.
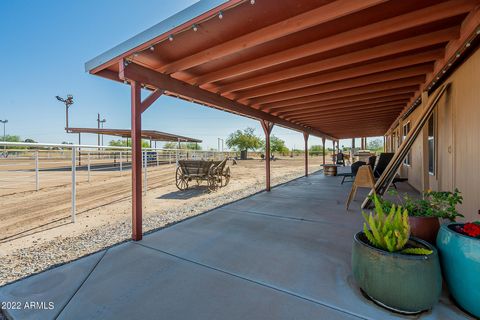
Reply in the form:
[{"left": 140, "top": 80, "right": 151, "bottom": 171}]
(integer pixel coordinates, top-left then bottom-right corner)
[
  {"left": 87, "top": 151, "right": 91, "bottom": 182},
  {"left": 71, "top": 147, "right": 77, "bottom": 223},
  {"left": 35, "top": 150, "right": 39, "bottom": 191},
  {"left": 143, "top": 150, "right": 147, "bottom": 195}
]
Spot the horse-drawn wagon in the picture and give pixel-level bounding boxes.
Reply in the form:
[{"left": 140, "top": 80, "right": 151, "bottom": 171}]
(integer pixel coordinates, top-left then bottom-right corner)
[{"left": 175, "top": 159, "right": 230, "bottom": 191}]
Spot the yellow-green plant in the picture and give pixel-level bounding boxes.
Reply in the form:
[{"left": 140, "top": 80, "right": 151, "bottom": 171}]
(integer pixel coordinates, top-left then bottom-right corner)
[{"left": 363, "top": 195, "right": 432, "bottom": 255}]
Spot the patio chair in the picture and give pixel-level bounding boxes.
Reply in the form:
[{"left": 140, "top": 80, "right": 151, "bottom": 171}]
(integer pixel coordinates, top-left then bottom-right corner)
[
  {"left": 336, "top": 152, "right": 345, "bottom": 166},
  {"left": 339, "top": 161, "right": 366, "bottom": 184},
  {"left": 367, "top": 155, "right": 376, "bottom": 171},
  {"left": 373, "top": 153, "right": 408, "bottom": 188}
]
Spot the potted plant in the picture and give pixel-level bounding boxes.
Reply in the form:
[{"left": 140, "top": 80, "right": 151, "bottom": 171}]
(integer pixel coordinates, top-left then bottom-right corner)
[
  {"left": 352, "top": 195, "right": 442, "bottom": 314},
  {"left": 405, "top": 189, "right": 463, "bottom": 244},
  {"left": 373, "top": 189, "right": 463, "bottom": 244},
  {"left": 437, "top": 221, "right": 480, "bottom": 318}
]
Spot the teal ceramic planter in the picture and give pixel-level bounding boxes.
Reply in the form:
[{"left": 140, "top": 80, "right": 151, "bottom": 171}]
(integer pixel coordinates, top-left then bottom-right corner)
[
  {"left": 352, "top": 232, "right": 442, "bottom": 314},
  {"left": 437, "top": 224, "right": 480, "bottom": 318}
]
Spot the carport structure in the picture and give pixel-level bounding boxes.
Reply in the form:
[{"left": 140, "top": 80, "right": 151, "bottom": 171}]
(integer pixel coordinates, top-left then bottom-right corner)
[{"left": 85, "top": 0, "right": 480, "bottom": 240}]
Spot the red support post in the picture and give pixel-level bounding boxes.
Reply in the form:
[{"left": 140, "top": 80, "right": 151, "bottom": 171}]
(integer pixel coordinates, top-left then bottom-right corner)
[
  {"left": 322, "top": 138, "right": 326, "bottom": 165},
  {"left": 131, "top": 81, "right": 143, "bottom": 241},
  {"left": 260, "top": 120, "right": 274, "bottom": 191},
  {"left": 303, "top": 132, "right": 309, "bottom": 177}
]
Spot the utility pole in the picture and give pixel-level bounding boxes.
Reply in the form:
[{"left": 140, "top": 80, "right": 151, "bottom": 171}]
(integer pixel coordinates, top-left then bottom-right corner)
[
  {"left": 0, "top": 120, "right": 7, "bottom": 152},
  {"left": 56, "top": 95, "right": 74, "bottom": 129}
]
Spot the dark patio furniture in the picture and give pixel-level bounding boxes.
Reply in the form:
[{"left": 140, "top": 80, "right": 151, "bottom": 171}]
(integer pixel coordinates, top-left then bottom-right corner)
[
  {"left": 339, "top": 161, "right": 366, "bottom": 184},
  {"left": 373, "top": 153, "right": 408, "bottom": 188},
  {"left": 336, "top": 152, "right": 345, "bottom": 166}
]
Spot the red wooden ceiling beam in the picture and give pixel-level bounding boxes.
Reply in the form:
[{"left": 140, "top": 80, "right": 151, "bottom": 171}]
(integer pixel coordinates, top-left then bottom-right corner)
[
  {"left": 266, "top": 89, "right": 416, "bottom": 113},
  {"left": 411, "top": 5, "right": 480, "bottom": 106},
  {"left": 285, "top": 103, "right": 406, "bottom": 121},
  {"left": 275, "top": 95, "right": 411, "bottom": 117},
  {"left": 216, "top": 28, "right": 455, "bottom": 94},
  {"left": 262, "top": 84, "right": 421, "bottom": 111},
  {"left": 298, "top": 110, "right": 401, "bottom": 123},
  {"left": 248, "top": 64, "right": 431, "bottom": 106},
  {"left": 227, "top": 49, "right": 443, "bottom": 99},
  {"left": 158, "top": 0, "right": 386, "bottom": 74},
  {"left": 119, "top": 61, "right": 336, "bottom": 140},
  {"left": 191, "top": 0, "right": 472, "bottom": 85}
]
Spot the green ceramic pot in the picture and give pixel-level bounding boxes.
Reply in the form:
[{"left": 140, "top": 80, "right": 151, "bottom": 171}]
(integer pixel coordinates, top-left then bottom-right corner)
[
  {"left": 437, "top": 224, "right": 480, "bottom": 318},
  {"left": 352, "top": 232, "right": 442, "bottom": 314}
]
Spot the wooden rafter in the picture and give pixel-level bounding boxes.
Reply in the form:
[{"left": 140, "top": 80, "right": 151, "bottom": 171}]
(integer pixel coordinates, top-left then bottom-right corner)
[
  {"left": 247, "top": 65, "right": 431, "bottom": 106},
  {"left": 190, "top": 0, "right": 472, "bottom": 86},
  {"left": 119, "top": 61, "right": 336, "bottom": 140},
  {"left": 159, "top": 0, "right": 386, "bottom": 74},
  {"left": 267, "top": 90, "right": 416, "bottom": 113},
  {"left": 230, "top": 50, "right": 442, "bottom": 100},
  {"left": 277, "top": 97, "right": 411, "bottom": 118}
]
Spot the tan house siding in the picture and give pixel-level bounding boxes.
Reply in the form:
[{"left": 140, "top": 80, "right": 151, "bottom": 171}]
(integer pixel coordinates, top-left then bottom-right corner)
[{"left": 386, "top": 47, "right": 480, "bottom": 221}]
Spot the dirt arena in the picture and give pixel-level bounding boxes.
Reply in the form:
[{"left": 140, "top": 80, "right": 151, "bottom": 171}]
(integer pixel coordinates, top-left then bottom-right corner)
[{"left": 0, "top": 155, "right": 327, "bottom": 252}]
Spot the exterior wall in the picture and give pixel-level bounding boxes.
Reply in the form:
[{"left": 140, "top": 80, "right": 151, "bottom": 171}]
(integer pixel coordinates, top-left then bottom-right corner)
[{"left": 386, "top": 47, "right": 480, "bottom": 221}]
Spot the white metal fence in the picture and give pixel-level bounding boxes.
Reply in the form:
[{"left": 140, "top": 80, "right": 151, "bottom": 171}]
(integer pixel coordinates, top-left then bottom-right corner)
[{"left": 0, "top": 141, "right": 235, "bottom": 224}]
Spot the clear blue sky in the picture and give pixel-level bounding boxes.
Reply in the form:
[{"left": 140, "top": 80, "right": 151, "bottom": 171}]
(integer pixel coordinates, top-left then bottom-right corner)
[{"left": 0, "top": 0, "right": 374, "bottom": 150}]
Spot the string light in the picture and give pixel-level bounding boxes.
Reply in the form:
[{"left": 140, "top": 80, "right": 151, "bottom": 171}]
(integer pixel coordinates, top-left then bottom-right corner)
[
  {"left": 456, "top": 52, "right": 461, "bottom": 58},
  {"left": 192, "top": 24, "right": 198, "bottom": 32},
  {"left": 466, "top": 42, "right": 471, "bottom": 48},
  {"left": 250, "top": 0, "right": 255, "bottom": 4},
  {"left": 168, "top": 34, "right": 174, "bottom": 41},
  {"left": 149, "top": 46, "right": 154, "bottom": 51},
  {"left": 218, "top": 11, "right": 223, "bottom": 19},
  {"left": 133, "top": 53, "right": 139, "bottom": 57}
]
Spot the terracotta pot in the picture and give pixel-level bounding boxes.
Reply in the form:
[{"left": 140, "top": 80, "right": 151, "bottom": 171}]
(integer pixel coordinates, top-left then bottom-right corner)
[{"left": 408, "top": 216, "right": 440, "bottom": 244}]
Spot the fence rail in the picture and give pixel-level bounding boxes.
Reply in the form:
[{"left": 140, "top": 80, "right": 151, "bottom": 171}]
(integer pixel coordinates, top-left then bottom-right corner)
[{"left": 0, "top": 141, "right": 235, "bottom": 223}]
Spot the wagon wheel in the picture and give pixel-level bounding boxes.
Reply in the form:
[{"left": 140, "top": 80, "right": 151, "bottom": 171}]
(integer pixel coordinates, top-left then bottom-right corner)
[
  {"left": 175, "top": 167, "right": 188, "bottom": 191},
  {"left": 220, "top": 167, "right": 231, "bottom": 187},
  {"left": 207, "top": 176, "right": 218, "bottom": 191}
]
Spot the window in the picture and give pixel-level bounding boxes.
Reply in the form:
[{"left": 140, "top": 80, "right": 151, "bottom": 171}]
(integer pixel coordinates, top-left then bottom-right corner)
[
  {"left": 428, "top": 115, "right": 435, "bottom": 175},
  {"left": 402, "top": 121, "right": 411, "bottom": 166}
]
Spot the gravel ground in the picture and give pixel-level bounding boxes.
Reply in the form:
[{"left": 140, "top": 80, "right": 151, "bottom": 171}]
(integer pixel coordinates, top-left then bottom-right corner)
[{"left": 0, "top": 169, "right": 315, "bottom": 287}]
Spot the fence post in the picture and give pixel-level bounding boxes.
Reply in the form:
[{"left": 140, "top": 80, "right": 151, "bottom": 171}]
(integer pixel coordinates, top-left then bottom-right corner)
[
  {"left": 143, "top": 150, "right": 147, "bottom": 195},
  {"left": 35, "top": 150, "right": 39, "bottom": 191},
  {"left": 120, "top": 151, "right": 123, "bottom": 173},
  {"left": 156, "top": 151, "right": 159, "bottom": 166},
  {"left": 87, "top": 151, "right": 91, "bottom": 182},
  {"left": 169, "top": 151, "right": 171, "bottom": 164},
  {"left": 71, "top": 147, "right": 77, "bottom": 223}
]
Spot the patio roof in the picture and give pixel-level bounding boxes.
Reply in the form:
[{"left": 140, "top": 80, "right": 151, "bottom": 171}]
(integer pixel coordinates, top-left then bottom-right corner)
[
  {"left": 66, "top": 127, "right": 202, "bottom": 143},
  {"left": 85, "top": 0, "right": 480, "bottom": 139}
]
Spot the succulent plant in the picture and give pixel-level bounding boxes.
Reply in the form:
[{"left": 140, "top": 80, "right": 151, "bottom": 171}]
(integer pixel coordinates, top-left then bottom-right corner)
[{"left": 363, "top": 194, "right": 432, "bottom": 255}]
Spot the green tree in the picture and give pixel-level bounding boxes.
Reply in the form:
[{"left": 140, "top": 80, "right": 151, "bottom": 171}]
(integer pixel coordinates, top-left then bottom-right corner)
[
  {"left": 309, "top": 145, "right": 325, "bottom": 156},
  {"left": 24, "top": 138, "right": 36, "bottom": 143},
  {"left": 261, "top": 135, "right": 289, "bottom": 154},
  {"left": 163, "top": 142, "right": 177, "bottom": 149},
  {"left": 367, "top": 138, "right": 384, "bottom": 152},
  {"left": 0, "top": 135, "right": 21, "bottom": 142},
  {"left": 108, "top": 139, "right": 150, "bottom": 148},
  {"left": 163, "top": 142, "right": 201, "bottom": 150},
  {"left": 226, "top": 128, "right": 262, "bottom": 152}
]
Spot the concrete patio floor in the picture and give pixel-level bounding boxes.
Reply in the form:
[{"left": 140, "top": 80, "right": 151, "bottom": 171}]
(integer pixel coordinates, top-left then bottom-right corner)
[{"left": 0, "top": 170, "right": 473, "bottom": 319}]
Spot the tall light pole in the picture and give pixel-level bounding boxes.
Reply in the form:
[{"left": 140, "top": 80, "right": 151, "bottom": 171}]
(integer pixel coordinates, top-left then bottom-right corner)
[
  {"left": 96, "top": 113, "right": 106, "bottom": 146},
  {"left": 56, "top": 95, "right": 74, "bottom": 129},
  {"left": 0, "top": 120, "right": 7, "bottom": 152}
]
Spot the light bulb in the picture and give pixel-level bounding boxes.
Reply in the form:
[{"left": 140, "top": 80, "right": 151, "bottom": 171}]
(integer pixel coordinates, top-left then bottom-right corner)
[
  {"left": 168, "top": 34, "right": 174, "bottom": 41},
  {"left": 192, "top": 24, "right": 198, "bottom": 32},
  {"left": 219, "top": 11, "right": 223, "bottom": 19}
]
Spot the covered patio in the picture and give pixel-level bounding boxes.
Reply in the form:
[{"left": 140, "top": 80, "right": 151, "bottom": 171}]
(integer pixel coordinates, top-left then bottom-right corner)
[
  {"left": 0, "top": 171, "right": 472, "bottom": 319},
  {"left": 84, "top": 0, "right": 480, "bottom": 241}
]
